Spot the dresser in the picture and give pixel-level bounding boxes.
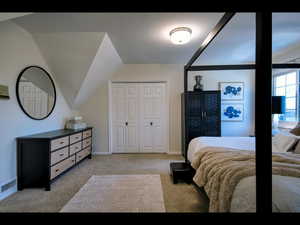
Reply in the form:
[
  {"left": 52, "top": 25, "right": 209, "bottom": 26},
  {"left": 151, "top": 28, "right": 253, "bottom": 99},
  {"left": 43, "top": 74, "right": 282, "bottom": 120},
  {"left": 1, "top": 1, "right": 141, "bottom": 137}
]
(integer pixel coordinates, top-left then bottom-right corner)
[
  {"left": 181, "top": 91, "right": 221, "bottom": 162},
  {"left": 17, "top": 127, "right": 93, "bottom": 191}
]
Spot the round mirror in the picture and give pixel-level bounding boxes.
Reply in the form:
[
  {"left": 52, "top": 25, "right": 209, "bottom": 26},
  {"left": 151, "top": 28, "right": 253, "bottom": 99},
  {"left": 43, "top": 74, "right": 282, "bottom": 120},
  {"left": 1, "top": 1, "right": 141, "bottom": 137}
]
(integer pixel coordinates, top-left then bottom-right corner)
[{"left": 16, "top": 66, "right": 56, "bottom": 120}]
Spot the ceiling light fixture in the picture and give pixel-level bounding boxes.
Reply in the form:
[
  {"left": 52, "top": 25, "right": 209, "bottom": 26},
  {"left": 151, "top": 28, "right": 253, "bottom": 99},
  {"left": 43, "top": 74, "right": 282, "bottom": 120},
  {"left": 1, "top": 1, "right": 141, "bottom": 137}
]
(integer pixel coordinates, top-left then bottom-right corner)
[{"left": 169, "top": 27, "right": 192, "bottom": 45}]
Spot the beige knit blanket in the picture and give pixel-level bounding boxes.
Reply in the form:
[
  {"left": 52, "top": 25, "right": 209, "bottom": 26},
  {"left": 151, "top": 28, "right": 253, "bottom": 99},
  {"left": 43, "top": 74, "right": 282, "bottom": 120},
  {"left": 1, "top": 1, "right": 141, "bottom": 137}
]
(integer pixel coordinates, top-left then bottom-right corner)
[{"left": 191, "top": 147, "right": 300, "bottom": 212}]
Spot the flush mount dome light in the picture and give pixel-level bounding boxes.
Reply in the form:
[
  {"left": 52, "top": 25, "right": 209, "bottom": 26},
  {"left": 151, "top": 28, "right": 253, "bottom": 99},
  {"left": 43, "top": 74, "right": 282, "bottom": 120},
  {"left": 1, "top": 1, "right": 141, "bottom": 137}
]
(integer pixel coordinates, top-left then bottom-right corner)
[{"left": 169, "top": 27, "right": 192, "bottom": 45}]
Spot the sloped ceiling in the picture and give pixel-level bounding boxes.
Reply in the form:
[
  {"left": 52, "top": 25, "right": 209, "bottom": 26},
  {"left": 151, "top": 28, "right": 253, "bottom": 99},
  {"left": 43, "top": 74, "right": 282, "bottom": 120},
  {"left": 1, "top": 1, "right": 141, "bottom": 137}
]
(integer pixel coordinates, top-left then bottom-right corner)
[
  {"left": 8, "top": 12, "right": 300, "bottom": 108},
  {"left": 30, "top": 31, "right": 109, "bottom": 108},
  {"left": 0, "top": 13, "right": 32, "bottom": 22},
  {"left": 12, "top": 12, "right": 224, "bottom": 64},
  {"left": 73, "top": 33, "right": 123, "bottom": 108}
]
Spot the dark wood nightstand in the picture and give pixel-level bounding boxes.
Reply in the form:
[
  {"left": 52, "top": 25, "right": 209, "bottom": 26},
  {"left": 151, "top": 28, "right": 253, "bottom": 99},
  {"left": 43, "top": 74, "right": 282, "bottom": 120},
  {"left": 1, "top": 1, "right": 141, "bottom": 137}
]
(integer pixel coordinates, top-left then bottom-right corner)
[{"left": 170, "top": 162, "right": 195, "bottom": 184}]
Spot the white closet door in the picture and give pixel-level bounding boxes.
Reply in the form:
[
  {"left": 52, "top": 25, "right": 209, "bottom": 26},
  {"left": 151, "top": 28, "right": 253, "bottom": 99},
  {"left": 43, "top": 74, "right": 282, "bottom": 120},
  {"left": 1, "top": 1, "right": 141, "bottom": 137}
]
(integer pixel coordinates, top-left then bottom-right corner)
[
  {"left": 140, "top": 83, "right": 166, "bottom": 153},
  {"left": 111, "top": 83, "right": 139, "bottom": 153},
  {"left": 112, "top": 84, "right": 127, "bottom": 152},
  {"left": 125, "top": 84, "right": 139, "bottom": 152}
]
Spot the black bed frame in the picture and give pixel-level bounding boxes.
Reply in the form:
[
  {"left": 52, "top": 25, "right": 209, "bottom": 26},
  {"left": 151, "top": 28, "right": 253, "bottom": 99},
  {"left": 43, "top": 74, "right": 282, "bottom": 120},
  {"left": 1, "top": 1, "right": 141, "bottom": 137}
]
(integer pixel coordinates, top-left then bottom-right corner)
[{"left": 184, "top": 12, "right": 300, "bottom": 213}]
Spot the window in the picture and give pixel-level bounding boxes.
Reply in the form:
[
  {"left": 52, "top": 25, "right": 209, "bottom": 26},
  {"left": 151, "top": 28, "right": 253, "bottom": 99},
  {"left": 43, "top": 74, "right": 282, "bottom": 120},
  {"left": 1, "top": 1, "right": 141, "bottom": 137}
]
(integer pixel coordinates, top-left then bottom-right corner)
[{"left": 273, "top": 71, "right": 299, "bottom": 121}]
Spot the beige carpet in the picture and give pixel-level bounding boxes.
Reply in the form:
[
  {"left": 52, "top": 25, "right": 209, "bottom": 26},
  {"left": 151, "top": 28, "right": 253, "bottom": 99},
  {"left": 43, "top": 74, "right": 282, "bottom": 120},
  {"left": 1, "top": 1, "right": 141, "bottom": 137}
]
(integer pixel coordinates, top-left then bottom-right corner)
[
  {"left": 0, "top": 154, "right": 209, "bottom": 212},
  {"left": 60, "top": 174, "right": 166, "bottom": 212}
]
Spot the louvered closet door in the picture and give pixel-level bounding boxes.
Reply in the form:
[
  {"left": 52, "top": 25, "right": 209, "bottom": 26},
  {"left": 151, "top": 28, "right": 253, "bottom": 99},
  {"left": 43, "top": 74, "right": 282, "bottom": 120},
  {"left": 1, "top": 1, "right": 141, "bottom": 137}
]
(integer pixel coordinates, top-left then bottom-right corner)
[
  {"left": 111, "top": 84, "right": 139, "bottom": 153},
  {"left": 202, "top": 92, "right": 221, "bottom": 136},
  {"left": 140, "top": 83, "right": 166, "bottom": 153}
]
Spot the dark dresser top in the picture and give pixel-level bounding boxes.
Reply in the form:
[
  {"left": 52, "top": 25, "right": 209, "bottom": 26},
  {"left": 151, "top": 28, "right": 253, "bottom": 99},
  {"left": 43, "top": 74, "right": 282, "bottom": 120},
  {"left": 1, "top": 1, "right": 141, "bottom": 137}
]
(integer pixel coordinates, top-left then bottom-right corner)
[{"left": 17, "top": 127, "right": 93, "bottom": 140}]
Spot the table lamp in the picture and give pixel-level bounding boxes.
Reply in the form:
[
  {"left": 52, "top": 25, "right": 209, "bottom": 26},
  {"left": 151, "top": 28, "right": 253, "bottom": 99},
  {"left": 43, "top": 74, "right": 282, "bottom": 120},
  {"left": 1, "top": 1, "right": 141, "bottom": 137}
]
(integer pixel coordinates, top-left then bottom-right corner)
[{"left": 272, "top": 96, "right": 286, "bottom": 129}]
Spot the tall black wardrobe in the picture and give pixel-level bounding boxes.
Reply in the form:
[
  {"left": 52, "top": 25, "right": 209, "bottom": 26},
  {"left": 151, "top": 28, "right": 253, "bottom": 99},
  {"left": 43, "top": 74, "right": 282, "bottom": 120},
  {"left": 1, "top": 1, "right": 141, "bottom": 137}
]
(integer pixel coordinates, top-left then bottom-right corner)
[{"left": 181, "top": 91, "right": 221, "bottom": 162}]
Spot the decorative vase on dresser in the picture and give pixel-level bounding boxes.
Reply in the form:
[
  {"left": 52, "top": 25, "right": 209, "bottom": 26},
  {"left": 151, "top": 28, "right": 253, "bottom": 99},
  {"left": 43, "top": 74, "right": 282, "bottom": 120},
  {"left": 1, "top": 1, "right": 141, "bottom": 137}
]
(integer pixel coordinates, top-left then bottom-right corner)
[{"left": 17, "top": 127, "right": 93, "bottom": 191}]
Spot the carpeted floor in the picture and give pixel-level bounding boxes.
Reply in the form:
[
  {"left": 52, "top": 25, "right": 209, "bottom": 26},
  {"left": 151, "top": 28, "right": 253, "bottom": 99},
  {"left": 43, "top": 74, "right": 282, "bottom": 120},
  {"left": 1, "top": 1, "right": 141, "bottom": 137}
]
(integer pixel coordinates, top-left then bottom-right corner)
[{"left": 0, "top": 154, "right": 209, "bottom": 212}]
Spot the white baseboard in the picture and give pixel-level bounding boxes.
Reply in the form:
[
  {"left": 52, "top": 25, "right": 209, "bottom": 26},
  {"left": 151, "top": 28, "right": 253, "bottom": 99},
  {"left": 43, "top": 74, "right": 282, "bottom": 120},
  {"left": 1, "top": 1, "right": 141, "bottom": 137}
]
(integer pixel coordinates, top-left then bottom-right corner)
[
  {"left": 0, "top": 185, "right": 17, "bottom": 201},
  {"left": 92, "top": 151, "right": 112, "bottom": 155},
  {"left": 167, "top": 151, "right": 181, "bottom": 155}
]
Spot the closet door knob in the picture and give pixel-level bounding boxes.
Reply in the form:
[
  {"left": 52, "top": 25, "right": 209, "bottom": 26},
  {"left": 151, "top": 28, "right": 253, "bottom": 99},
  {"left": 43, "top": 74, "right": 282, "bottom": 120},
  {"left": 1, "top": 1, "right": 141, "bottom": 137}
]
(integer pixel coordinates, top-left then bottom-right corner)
[
  {"left": 150, "top": 122, "right": 153, "bottom": 126},
  {"left": 125, "top": 122, "right": 128, "bottom": 126}
]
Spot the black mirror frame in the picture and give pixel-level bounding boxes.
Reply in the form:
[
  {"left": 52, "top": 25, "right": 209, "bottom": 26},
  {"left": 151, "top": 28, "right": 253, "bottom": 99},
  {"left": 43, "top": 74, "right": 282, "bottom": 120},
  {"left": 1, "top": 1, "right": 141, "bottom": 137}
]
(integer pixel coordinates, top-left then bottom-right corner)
[{"left": 16, "top": 65, "right": 57, "bottom": 120}]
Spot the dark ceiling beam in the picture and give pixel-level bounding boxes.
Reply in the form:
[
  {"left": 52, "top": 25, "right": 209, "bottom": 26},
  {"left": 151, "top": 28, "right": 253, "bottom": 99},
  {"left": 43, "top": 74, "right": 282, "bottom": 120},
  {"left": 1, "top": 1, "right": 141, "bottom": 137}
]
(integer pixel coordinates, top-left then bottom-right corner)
[
  {"left": 188, "top": 64, "right": 255, "bottom": 71},
  {"left": 185, "top": 12, "right": 235, "bottom": 69},
  {"left": 272, "top": 64, "right": 300, "bottom": 69},
  {"left": 187, "top": 64, "right": 300, "bottom": 71}
]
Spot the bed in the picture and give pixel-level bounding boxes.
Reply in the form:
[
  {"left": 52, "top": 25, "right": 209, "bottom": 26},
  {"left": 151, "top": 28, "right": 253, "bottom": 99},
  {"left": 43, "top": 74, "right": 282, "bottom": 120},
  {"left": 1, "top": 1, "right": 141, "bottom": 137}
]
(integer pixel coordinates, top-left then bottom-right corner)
[{"left": 187, "top": 136, "right": 300, "bottom": 212}]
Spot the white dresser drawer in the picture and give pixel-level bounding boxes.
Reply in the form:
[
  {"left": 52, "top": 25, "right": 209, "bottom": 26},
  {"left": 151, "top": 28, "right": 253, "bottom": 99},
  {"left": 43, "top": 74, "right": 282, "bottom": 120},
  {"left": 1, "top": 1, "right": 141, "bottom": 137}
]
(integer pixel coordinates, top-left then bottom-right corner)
[
  {"left": 50, "top": 155, "right": 76, "bottom": 180},
  {"left": 76, "top": 147, "right": 91, "bottom": 162},
  {"left": 51, "top": 136, "right": 69, "bottom": 151},
  {"left": 69, "top": 141, "right": 82, "bottom": 155},
  {"left": 51, "top": 146, "right": 69, "bottom": 166},
  {"left": 70, "top": 132, "right": 82, "bottom": 144},
  {"left": 82, "top": 137, "right": 92, "bottom": 149},
  {"left": 83, "top": 129, "right": 92, "bottom": 139}
]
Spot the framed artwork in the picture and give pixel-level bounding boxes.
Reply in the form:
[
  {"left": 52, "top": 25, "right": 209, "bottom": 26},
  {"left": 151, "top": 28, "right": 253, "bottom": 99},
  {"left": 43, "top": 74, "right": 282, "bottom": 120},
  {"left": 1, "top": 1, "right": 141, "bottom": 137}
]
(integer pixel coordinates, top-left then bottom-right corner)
[
  {"left": 219, "top": 82, "right": 244, "bottom": 101},
  {"left": 221, "top": 103, "right": 244, "bottom": 121}
]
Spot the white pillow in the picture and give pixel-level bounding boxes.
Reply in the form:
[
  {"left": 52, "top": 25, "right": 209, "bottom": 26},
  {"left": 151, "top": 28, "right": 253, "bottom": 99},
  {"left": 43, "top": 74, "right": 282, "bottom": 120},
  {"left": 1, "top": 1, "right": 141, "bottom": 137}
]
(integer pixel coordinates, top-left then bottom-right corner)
[{"left": 272, "top": 133, "right": 299, "bottom": 153}]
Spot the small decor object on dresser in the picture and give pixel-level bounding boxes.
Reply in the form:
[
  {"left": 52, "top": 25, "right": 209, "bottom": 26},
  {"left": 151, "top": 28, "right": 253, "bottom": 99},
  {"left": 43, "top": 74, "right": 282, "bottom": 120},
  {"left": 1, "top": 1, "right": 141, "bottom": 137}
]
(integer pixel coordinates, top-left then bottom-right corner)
[
  {"left": 221, "top": 103, "right": 244, "bottom": 121},
  {"left": 219, "top": 82, "right": 244, "bottom": 100},
  {"left": 193, "top": 75, "right": 203, "bottom": 92},
  {"left": 65, "top": 116, "right": 87, "bottom": 130}
]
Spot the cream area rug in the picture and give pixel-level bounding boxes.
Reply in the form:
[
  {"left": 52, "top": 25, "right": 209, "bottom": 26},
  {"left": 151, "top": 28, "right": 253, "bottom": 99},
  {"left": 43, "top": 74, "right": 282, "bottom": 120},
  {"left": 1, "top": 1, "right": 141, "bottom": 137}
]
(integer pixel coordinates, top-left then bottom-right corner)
[{"left": 60, "top": 174, "right": 166, "bottom": 212}]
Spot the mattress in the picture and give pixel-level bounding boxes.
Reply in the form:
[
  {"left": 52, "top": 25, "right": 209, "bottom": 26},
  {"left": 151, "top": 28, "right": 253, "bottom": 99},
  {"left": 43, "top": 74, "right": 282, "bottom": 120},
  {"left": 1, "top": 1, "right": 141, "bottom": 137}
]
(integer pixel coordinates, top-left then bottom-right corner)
[
  {"left": 187, "top": 136, "right": 256, "bottom": 163},
  {"left": 188, "top": 136, "right": 300, "bottom": 212},
  {"left": 230, "top": 175, "right": 300, "bottom": 212}
]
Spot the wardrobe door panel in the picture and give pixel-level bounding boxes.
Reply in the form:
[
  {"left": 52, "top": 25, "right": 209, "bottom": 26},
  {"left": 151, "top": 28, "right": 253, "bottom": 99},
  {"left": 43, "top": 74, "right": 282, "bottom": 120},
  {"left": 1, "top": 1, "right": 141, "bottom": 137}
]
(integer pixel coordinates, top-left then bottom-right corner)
[
  {"left": 202, "top": 92, "right": 221, "bottom": 136},
  {"left": 186, "top": 94, "right": 202, "bottom": 117}
]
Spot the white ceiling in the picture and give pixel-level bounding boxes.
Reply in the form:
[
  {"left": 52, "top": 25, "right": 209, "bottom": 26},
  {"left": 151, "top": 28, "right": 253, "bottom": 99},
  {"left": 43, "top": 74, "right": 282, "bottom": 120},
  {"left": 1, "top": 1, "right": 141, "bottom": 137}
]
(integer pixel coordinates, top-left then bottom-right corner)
[
  {"left": 12, "top": 13, "right": 224, "bottom": 64},
  {"left": 3, "top": 12, "right": 300, "bottom": 108},
  {"left": 12, "top": 12, "right": 300, "bottom": 65}
]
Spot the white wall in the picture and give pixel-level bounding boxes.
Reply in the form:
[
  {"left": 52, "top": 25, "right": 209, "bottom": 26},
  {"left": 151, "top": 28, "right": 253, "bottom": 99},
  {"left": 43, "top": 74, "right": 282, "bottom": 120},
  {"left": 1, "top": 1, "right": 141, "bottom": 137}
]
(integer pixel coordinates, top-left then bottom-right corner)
[
  {"left": 78, "top": 64, "right": 255, "bottom": 155},
  {"left": 0, "top": 21, "right": 73, "bottom": 200},
  {"left": 78, "top": 64, "right": 184, "bottom": 154},
  {"left": 188, "top": 70, "right": 255, "bottom": 136}
]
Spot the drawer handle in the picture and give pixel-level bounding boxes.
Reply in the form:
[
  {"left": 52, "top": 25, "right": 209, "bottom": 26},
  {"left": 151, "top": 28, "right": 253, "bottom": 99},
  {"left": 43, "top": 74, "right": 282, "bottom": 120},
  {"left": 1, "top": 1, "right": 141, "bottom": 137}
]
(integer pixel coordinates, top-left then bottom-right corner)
[
  {"left": 75, "top": 137, "right": 79, "bottom": 139},
  {"left": 55, "top": 169, "right": 59, "bottom": 172},
  {"left": 60, "top": 142, "right": 64, "bottom": 144},
  {"left": 59, "top": 153, "right": 64, "bottom": 156}
]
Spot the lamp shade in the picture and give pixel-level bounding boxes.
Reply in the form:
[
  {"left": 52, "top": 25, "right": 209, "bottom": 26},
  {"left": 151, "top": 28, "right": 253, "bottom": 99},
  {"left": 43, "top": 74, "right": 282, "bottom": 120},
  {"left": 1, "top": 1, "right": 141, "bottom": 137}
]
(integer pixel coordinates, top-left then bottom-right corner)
[{"left": 272, "top": 96, "right": 286, "bottom": 114}]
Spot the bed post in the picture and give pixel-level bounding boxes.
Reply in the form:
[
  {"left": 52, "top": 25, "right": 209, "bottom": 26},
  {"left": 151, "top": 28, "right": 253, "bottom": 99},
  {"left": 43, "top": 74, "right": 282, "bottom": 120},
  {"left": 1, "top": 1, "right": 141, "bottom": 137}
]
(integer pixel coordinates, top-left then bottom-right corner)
[
  {"left": 184, "top": 66, "right": 188, "bottom": 92},
  {"left": 255, "top": 12, "right": 272, "bottom": 213}
]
